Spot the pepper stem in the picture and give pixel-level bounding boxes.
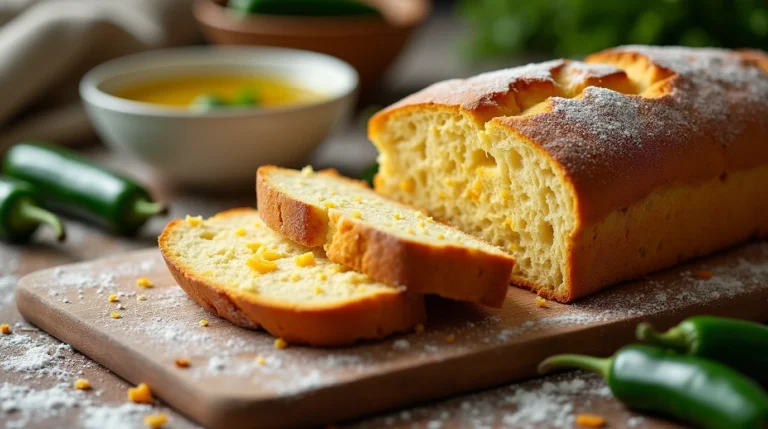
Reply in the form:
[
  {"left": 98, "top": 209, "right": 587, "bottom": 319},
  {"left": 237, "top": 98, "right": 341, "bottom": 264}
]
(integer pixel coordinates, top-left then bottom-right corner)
[
  {"left": 538, "top": 354, "right": 611, "bottom": 379},
  {"left": 16, "top": 199, "right": 66, "bottom": 241},
  {"left": 132, "top": 199, "right": 168, "bottom": 218},
  {"left": 635, "top": 322, "right": 689, "bottom": 353}
]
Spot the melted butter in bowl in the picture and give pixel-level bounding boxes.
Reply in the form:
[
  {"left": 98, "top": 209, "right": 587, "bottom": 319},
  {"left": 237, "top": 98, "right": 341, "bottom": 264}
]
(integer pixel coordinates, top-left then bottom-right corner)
[
  {"left": 80, "top": 46, "right": 358, "bottom": 188},
  {"left": 114, "top": 74, "right": 326, "bottom": 110}
]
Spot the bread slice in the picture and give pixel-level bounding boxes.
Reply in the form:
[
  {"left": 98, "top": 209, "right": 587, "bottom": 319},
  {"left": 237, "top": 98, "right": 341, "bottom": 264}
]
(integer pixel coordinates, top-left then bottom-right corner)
[
  {"left": 256, "top": 166, "right": 516, "bottom": 307},
  {"left": 158, "top": 208, "right": 426, "bottom": 346}
]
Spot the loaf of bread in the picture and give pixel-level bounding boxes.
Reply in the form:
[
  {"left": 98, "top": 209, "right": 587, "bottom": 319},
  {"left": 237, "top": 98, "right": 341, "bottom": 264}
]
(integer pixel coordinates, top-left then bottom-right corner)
[
  {"left": 256, "top": 166, "right": 516, "bottom": 307},
  {"left": 369, "top": 45, "right": 768, "bottom": 302},
  {"left": 158, "top": 208, "right": 425, "bottom": 346}
]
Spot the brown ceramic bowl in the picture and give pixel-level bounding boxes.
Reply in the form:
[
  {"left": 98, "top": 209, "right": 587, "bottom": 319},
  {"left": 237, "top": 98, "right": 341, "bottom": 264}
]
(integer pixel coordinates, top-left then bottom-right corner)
[{"left": 193, "top": 0, "right": 430, "bottom": 94}]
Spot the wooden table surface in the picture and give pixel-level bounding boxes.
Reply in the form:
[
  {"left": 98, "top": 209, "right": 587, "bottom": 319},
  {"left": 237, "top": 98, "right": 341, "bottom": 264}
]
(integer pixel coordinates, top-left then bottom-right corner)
[{"left": 0, "top": 10, "right": 696, "bottom": 429}]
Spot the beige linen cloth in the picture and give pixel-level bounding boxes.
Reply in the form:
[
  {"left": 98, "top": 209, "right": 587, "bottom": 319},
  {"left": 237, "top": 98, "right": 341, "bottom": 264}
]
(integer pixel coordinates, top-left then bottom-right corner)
[{"left": 0, "top": 0, "right": 201, "bottom": 151}]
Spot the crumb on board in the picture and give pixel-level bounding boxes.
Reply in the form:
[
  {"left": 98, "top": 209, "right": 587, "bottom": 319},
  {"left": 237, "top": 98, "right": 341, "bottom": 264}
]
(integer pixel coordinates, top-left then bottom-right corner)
[
  {"left": 108, "top": 294, "right": 119, "bottom": 303},
  {"left": 144, "top": 413, "right": 168, "bottom": 429},
  {"left": 535, "top": 296, "right": 548, "bottom": 308},
  {"left": 73, "top": 378, "right": 91, "bottom": 390},
  {"left": 576, "top": 413, "right": 606, "bottom": 428},
  {"left": 414, "top": 324, "right": 425, "bottom": 334},
  {"left": 1, "top": 323, "right": 10, "bottom": 335},
  {"left": 445, "top": 334, "right": 456, "bottom": 345},
  {"left": 175, "top": 358, "right": 190, "bottom": 368},
  {"left": 255, "top": 356, "right": 267, "bottom": 366},
  {"left": 274, "top": 338, "right": 288, "bottom": 349},
  {"left": 138, "top": 295, "right": 147, "bottom": 301},
  {"left": 199, "top": 319, "right": 209, "bottom": 327},
  {"left": 694, "top": 270, "right": 713, "bottom": 280},
  {"left": 136, "top": 277, "right": 154, "bottom": 288},
  {"left": 110, "top": 312, "right": 121, "bottom": 319},
  {"left": 128, "top": 383, "right": 154, "bottom": 404}
]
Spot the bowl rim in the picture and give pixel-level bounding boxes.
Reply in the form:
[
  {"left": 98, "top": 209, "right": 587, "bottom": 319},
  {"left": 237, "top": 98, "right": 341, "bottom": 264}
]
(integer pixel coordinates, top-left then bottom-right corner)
[
  {"left": 193, "top": 0, "right": 431, "bottom": 37},
  {"left": 79, "top": 46, "right": 359, "bottom": 118}
]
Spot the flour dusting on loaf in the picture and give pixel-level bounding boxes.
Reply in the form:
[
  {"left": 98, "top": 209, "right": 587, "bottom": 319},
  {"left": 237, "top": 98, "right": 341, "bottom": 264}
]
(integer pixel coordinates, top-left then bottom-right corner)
[{"left": 369, "top": 45, "right": 768, "bottom": 302}]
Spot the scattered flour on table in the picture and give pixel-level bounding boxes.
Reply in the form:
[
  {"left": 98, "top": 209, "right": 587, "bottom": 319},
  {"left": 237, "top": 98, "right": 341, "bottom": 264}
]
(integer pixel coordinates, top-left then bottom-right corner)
[
  {"left": 354, "top": 372, "right": 617, "bottom": 429},
  {"left": 0, "top": 382, "right": 90, "bottom": 429},
  {"left": 81, "top": 403, "right": 154, "bottom": 429},
  {"left": 1, "top": 329, "right": 78, "bottom": 380}
]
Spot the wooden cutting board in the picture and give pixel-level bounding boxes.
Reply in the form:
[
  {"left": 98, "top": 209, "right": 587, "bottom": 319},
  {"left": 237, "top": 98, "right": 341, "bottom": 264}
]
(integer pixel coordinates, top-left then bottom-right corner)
[{"left": 16, "top": 243, "right": 768, "bottom": 429}]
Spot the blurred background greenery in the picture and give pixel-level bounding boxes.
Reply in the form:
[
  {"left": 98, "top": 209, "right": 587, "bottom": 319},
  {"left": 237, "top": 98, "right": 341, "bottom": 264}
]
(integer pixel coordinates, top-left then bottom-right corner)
[{"left": 456, "top": 0, "right": 768, "bottom": 58}]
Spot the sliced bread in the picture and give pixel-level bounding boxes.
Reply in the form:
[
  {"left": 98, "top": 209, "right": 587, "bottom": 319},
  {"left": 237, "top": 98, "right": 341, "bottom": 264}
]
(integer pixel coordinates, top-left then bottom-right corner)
[
  {"left": 158, "top": 208, "right": 426, "bottom": 346},
  {"left": 256, "top": 166, "right": 516, "bottom": 307}
]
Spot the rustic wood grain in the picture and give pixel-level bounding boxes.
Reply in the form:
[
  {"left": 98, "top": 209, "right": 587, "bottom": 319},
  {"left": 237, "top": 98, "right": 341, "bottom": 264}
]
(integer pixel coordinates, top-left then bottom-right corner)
[{"left": 14, "top": 242, "right": 768, "bottom": 429}]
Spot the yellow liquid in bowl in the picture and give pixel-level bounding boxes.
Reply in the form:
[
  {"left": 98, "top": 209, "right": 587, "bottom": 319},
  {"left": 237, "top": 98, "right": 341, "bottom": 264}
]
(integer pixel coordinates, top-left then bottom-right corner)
[{"left": 114, "top": 74, "right": 325, "bottom": 109}]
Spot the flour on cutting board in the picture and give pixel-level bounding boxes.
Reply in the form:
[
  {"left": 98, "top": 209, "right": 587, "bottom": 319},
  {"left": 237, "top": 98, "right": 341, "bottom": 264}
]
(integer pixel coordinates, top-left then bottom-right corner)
[{"left": 495, "top": 245, "right": 768, "bottom": 343}]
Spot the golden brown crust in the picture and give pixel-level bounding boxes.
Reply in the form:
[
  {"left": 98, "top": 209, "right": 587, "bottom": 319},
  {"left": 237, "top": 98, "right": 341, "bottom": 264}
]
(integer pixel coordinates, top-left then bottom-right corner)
[
  {"left": 370, "top": 46, "right": 768, "bottom": 224},
  {"left": 256, "top": 166, "right": 515, "bottom": 307},
  {"left": 158, "top": 209, "right": 426, "bottom": 347},
  {"left": 324, "top": 212, "right": 511, "bottom": 307}
]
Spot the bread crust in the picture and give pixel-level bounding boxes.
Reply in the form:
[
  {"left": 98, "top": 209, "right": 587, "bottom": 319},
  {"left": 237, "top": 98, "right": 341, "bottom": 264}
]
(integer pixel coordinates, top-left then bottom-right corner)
[
  {"left": 370, "top": 47, "right": 768, "bottom": 224},
  {"left": 159, "top": 209, "right": 426, "bottom": 346},
  {"left": 256, "top": 167, "right": 515, "bottom": 307}
]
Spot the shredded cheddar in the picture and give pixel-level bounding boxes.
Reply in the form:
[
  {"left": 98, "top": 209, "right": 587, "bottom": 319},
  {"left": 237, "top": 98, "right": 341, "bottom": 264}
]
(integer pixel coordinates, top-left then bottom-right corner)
[
  {"left": 246, "top": 255, "right": 278, "bottom": 274},
  {"left": 294, "top": 252, "right": 315, "bottom": 267},
  {"left": 185, "top": 215, "right": 203, "bottom": 227}
]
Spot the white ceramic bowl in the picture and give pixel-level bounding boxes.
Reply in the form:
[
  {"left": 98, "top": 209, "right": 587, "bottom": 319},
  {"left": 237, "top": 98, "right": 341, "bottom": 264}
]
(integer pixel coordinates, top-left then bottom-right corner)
[{"left": 80, "top": 46, "right": 358, "bottom": 188}]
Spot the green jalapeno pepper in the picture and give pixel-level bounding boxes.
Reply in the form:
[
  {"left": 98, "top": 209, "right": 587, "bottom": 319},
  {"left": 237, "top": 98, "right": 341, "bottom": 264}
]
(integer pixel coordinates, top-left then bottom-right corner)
[
  {"left": 228, "top": 0, "right": 381, "bottom": 17},
  {"left": 637, "top": 316, "right": 768, "bottom": 386},
  {"left": 539, "top": 344, "right": 768, "bottom": 429},
  {"left": 2, "top": 142, "right": 167, "bottom": 235},
  {"left": 0, "top": 176, "right": 66, "bottom": 243}
]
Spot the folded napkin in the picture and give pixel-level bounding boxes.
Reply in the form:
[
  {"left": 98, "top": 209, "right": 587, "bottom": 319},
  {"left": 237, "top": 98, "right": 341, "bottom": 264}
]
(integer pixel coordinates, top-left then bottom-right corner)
[{"left": 0, "top": 0, "right": 202, "bottom": 151}]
